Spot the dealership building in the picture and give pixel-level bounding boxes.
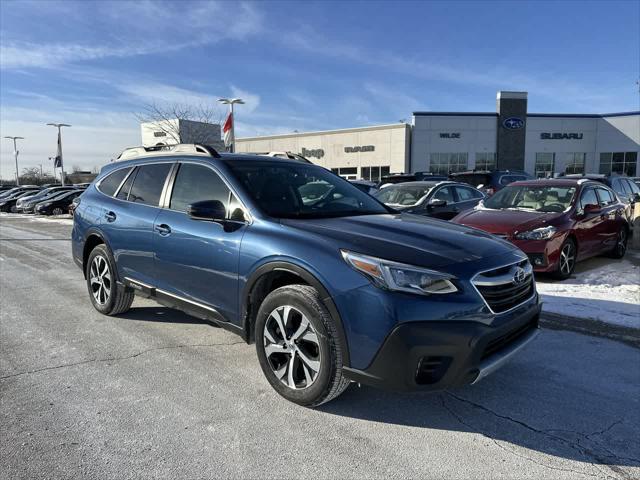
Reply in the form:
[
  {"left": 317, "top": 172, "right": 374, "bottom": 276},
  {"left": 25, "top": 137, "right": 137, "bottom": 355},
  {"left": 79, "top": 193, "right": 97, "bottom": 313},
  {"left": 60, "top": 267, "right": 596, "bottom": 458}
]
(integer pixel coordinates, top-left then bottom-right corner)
[{"left": 236, "top": 91, "right": 639, "bottom": 180}]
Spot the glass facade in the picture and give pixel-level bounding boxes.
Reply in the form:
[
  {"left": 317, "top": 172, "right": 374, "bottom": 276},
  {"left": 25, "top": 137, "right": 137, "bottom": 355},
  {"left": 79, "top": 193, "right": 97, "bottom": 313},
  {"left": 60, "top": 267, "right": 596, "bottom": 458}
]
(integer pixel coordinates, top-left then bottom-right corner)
[
  {"left": 475, "top": 152, "right": 496, "bottom": 171},
  {"left": 361, "top": 166, "right": 391, "bottom": 182},
  {"left": 429, "top": 153, "right": 468, "bottom": 175},
  {"left": 565, "top": 153, "right": 586, "bottom": 175},
  {"left": 535, "top": 153, "right": 555, "bottom": 178},
  {"left": 330, "top": 167, "right": 358, "bottom": 180},
  {"left": 599, "top": 152, "right": 637, "bottom": 176}
]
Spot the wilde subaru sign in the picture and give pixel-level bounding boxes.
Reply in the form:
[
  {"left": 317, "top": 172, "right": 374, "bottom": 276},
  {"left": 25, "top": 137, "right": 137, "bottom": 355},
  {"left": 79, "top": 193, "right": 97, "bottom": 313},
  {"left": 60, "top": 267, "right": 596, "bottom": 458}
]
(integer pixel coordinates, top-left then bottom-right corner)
[
  {"left": 503, "top": 117, "right": 525, "bottom": 130},
  {"left": 540, "top": 132, "right": 584, "bottom": 140}
]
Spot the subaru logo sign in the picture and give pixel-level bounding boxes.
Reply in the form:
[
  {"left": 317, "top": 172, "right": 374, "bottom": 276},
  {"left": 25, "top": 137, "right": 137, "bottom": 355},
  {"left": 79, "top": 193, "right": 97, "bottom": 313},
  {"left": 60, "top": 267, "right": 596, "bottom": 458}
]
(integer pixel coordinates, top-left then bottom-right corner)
[{"left": 503, "top": 117, "right": 524, "bottom": 130}]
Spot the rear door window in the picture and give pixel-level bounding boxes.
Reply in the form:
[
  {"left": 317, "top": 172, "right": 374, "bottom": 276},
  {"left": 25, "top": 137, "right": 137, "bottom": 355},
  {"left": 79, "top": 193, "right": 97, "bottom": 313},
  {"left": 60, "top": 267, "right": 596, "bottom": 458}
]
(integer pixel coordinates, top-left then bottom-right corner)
[
  {"left": 454, "top": 185, "right": 481, "bottom": 201},
  {"left": 595, "top": 187, "right": 615, "bottom": 206},
  {"left": 432, "top": 186, "right": 455, "bottom": 203},
  {"left": 97, "top": 167, "right": 132, "bottom": 197},
  {"left": 116, "top": 168, "right": 136, "bottom": 200},
  {"left": 128, "top": 163, "right": 172, "bottom": 207},
  {"left": 612, "top": 179, "right": 626, "bottom": 196}
]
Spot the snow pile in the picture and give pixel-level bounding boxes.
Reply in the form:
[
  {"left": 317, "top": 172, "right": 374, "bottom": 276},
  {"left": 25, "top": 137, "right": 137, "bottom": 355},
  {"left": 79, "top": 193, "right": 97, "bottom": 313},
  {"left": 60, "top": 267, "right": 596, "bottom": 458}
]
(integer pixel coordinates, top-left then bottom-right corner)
[{"left": 537, "top": 253, "right": 640, "bottom": 328}]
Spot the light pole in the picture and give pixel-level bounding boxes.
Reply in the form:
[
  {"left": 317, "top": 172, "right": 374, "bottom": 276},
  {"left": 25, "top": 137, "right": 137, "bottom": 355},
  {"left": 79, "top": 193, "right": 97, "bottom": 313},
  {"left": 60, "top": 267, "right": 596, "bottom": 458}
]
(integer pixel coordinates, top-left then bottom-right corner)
[
  {"left": 218, "top": 98, "right": 244, "bottom": 153},
  {"left": 47, "top": 123, "right": 71, "bottom": 185},
  {"left": 4, "top": 136, "right": 24, "bottom": 186}
]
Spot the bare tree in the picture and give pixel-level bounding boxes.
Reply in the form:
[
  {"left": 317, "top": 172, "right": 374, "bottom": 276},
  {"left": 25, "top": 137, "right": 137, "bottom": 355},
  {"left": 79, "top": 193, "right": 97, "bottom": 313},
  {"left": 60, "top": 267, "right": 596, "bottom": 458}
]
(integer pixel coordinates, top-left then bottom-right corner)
[
  {"left": 134, "top": 102, "right": 226, "bottom": 145},
  {"left": 19, "top": 167, "right": 56, "bottom": 186},
  {"left": 71, "top": 165, "right": 82, "bottom": 173}
]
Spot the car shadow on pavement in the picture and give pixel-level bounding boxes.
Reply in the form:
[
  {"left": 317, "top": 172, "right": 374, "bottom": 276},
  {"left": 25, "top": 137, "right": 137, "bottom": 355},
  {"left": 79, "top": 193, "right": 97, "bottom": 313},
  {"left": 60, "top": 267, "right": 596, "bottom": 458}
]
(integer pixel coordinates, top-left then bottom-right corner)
[
  {"left": 116, "top": 307, "right": 216, "bottom": 326},
  {"left": 317, "top": 332, "right": 640, "bottom": 469}
]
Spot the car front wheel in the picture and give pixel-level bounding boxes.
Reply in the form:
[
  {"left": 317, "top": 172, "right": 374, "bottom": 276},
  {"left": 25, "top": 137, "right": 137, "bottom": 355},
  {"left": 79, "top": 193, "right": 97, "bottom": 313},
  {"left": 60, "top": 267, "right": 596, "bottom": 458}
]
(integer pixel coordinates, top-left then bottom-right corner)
[
  {"left": 609, "top": 227, "right": 628, "bottom": 259},
  {"left": 255, "top": 285, "right": 350, "bottom": 407},
  {"left": 553, "top": 238, "right": 576, "bottom": 280}
]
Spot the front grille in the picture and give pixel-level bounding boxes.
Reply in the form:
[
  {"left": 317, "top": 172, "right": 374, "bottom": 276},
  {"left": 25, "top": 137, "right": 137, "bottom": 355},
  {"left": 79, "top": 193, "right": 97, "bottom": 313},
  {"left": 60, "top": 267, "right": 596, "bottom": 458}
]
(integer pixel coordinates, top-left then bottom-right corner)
[
  {"left": 473, "top": 259, "right": 534, "bottom": 313},
  {"left": 481, "top": 316, "right": 538, "bottom": 361}
]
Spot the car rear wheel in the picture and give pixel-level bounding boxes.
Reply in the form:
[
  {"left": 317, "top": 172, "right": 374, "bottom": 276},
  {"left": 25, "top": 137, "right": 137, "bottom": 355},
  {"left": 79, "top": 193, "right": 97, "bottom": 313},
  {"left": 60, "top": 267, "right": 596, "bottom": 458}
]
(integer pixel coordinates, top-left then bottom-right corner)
[
  {"left": 553, "top": 238, "right": 576, "bottom": 280},
  {"left": 609, "top": 227, "right": 628, "bottom": 259},
  {"left": 52, "top": 207, "right": 64, "bottom": 215},
  {"left": 255, "top": 285, "right": 350, "bottom": 407},
  {"left": 86, "top": 244, "right": 134, "bottom": 315}
]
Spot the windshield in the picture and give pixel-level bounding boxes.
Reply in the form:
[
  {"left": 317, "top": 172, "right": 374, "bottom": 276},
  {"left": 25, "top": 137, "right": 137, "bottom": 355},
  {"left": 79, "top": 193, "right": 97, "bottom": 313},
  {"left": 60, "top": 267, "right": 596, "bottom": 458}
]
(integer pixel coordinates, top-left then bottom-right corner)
[
  {"left": 375, "top": 184, "right": 432, "bottom": 206},
  {"left": 484, "top": 185, "right": 576, "bottom": 213},
  {"left": 225, "top": 161, "right": 389, "bottom": 219}
]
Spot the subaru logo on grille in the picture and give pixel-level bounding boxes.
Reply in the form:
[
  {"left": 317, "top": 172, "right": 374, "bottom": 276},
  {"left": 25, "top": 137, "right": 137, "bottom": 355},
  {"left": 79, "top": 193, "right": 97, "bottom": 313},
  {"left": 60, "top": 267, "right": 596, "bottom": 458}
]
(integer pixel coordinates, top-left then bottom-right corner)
[
  {"left": 503, "top": 117, "right": 524, "bottom": 130},
  {"left": 513, "top": 267, "right": 527, "bottom": 284}
]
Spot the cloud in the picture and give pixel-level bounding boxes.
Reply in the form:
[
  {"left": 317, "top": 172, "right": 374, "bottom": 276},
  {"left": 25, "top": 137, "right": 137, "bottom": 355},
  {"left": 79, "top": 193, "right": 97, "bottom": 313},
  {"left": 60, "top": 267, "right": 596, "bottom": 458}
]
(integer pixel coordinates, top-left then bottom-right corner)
[{"left": 0, "top": 1, "right": 264, "bottom": 70}]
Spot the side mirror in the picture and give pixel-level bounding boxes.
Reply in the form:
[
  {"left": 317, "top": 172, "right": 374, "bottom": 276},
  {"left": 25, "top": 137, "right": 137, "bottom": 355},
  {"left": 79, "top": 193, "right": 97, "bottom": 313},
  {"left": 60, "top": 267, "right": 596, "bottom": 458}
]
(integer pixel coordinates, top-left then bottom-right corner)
[
  {"left": 428, "top": 198, "right": 447, "bottom": 208},
  {"left": 634, "top": 193, "right": 640, "bottom": 202},
  {"left": 187, "top": 200, "right": 226, "bottom": 222},
  {"left": 583, "top": 203, "right": 601, "bottom": 214}
]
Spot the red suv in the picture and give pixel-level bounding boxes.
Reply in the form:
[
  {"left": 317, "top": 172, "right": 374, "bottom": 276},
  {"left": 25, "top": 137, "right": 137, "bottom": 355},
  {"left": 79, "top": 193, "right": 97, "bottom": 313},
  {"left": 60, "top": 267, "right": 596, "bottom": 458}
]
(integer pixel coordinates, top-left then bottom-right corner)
[{"left": 452, "top": 179, "right": 629, "bottom": 279}]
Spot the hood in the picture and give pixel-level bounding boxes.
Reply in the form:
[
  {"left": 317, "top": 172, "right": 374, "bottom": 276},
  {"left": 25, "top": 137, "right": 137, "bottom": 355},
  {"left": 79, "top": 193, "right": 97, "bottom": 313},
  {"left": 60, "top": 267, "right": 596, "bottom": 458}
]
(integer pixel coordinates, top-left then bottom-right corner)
[
  {"left": 453, "top": 208, "right": 563, "bottom": 235},
  {"left": 281, "top": 213, "right": 521, "bottom": 270}
]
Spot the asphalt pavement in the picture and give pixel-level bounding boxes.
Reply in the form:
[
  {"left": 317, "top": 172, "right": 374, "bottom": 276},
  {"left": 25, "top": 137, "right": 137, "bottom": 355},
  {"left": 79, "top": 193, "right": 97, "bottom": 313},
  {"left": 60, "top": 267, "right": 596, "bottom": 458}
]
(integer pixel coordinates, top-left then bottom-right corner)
[{"left": 1, "top": 214, "right": 639, "bottom": 480}]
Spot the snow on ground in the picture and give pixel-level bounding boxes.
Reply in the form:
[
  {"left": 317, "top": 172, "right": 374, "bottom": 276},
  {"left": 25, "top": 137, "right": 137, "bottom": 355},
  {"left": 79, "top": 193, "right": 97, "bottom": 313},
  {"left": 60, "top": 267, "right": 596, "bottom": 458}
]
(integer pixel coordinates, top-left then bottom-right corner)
[{"left": 536, "top": 252, "right": 640, "bottom": 328}]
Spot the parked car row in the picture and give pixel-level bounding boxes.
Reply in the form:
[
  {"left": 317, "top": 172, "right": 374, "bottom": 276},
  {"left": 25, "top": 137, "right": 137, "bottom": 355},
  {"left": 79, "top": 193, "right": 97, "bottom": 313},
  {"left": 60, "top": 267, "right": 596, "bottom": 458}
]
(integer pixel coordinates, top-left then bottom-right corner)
[
  {"left": 0, "top": 184, "right": 87, "bottom": 215},
  {"left": 363, "top": 170, "right": 634, "bottom": 279}
]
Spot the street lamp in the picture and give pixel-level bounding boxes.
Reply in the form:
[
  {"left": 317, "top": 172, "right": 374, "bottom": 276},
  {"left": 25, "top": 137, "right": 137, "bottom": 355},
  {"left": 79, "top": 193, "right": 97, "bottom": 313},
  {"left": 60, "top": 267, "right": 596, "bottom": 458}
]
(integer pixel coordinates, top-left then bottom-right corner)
[
  {"left": 4, "top": 136, "right": 25, "bottom": 186},
  {"left": 218, "top": 98, "right": 244, "bottom": 153},
  {"left": 46, "top": 123, "right": 71, "bottom": 185}
]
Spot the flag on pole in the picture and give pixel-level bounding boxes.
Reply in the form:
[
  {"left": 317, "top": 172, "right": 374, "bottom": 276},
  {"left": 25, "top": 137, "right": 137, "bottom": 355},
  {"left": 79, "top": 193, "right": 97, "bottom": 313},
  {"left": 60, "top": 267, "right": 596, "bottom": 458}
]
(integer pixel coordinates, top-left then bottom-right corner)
[
  {"left": 53, "top": 131, "right": 62, "bottom": 168},
  {"left": 223, "top": 112, "right": 234, "bottom": 147}
]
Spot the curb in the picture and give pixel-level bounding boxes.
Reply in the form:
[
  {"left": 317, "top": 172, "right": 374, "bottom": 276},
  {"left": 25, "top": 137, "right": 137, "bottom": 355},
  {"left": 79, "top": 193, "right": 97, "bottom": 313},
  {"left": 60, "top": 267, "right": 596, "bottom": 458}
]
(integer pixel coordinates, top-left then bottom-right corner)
[{"left": 540, "top": 312, "right": 640, "bottom": 349}]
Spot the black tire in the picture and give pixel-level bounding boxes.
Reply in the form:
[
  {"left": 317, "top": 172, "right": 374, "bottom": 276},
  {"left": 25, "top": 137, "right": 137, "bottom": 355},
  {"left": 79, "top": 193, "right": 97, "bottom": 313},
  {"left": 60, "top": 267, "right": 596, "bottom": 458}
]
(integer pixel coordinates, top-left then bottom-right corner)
[
  {"left": 85, "top": 244, "right": 134, "bottom": 315},
  {"left": 609, "top": 227, "right": 628, "bottom": 259},
  {"left": 553, "top": 238, "right": 577, "bottom": 280},
  {"left": 255, "top": 285, "right": 350, "bottom": 407}
]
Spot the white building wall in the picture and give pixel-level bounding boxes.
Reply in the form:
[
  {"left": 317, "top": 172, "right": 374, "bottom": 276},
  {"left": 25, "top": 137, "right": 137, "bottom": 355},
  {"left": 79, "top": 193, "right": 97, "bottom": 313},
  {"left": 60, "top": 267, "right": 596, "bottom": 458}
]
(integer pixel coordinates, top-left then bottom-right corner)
[
  {"left": 411, "top": 115, "right": 497, "bottom": 172},
  {"left": 236, "top": 124, "right": 410, "bottom": 176}
]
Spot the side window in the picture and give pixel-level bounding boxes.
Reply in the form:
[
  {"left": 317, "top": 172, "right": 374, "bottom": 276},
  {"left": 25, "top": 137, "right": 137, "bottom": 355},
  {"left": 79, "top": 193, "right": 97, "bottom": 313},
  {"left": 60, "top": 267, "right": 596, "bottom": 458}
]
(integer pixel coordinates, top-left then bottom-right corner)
[
  {"left": 432, "top": 186, "right": 455, "bottom": 203},
  {"left": 579, "top": 188, "right": 598, "bottom": 209},
  {"left": 128, "top": 163, "right": 172, "bottom": 207},
  {"left": 595, "top": 187, "right": 614, "bottom": 206},
  {"left": 170, "top": 163, "right": 231, "bottom": 214},
  {"left": 612, "top": 179, "right": 626, "bottom": 196},
  {"left": 628, "top": 179, "right": 640, "bottom": 194},
  {"left": 116, "top": 168, "right": 136, "bottom": 200},
  {"left": 97, "top": 167, "right": 132, "bottom": 197},
  {"left": 454, "top": 186, "right": 478, "bottom": 201}
]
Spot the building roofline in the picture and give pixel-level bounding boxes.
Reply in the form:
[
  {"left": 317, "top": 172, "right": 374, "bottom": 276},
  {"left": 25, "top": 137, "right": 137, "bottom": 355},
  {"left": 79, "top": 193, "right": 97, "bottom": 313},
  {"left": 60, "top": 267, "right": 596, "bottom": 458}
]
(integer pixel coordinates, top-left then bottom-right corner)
[
  {"left": 413, "top": 111, "right": 639, "bottom": 118},
  {"left": 237, "top": 123, "right": 409, "bottom": 141}
]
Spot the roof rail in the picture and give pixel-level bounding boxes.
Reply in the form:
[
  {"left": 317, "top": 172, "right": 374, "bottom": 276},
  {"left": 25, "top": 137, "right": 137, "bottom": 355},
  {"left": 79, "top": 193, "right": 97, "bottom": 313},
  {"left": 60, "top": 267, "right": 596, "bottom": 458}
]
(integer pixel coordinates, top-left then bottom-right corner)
[{"left": 116, "top": 143, "right": 221, "bottom": 161}]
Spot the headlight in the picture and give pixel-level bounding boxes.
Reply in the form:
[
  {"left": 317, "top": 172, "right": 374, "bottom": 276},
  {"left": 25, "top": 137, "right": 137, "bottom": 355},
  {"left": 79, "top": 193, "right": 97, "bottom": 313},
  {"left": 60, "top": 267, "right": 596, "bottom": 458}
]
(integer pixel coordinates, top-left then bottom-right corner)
[
  {"left": 341, "top": 250, "right": 458, "bottom": 295},
  {"left": 515, "top": 226, "right": 557, "bottom": 240}
]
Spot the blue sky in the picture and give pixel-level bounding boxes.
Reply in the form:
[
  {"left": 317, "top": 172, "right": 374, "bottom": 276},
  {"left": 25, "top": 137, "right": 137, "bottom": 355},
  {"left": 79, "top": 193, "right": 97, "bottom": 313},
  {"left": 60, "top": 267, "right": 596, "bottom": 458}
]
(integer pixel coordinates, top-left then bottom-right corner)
[{"left": 1, "top": 0, "right": 638, "bottom": 175}]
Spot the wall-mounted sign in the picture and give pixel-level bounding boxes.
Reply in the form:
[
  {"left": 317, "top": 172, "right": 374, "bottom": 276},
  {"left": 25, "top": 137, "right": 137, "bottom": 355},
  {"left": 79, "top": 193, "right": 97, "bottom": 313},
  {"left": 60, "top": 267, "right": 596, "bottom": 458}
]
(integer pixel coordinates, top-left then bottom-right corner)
[
  {"left": 439, "top": 133, "right": 461, "bottom": 139},
  {"left": 153, "top": 131, "right": 167, "bottom": 137},
  {"left": 540, "top": 133, "right": 584, "bottom": 140},
  {"left": 344, "top": 145, "right": 375, "bottom": 153},
  {"left": 301, "top": 147, "right": 324, "bottom": 159},
  {"left": 503, "top": 117, "right": 525, "bottom": 130}
]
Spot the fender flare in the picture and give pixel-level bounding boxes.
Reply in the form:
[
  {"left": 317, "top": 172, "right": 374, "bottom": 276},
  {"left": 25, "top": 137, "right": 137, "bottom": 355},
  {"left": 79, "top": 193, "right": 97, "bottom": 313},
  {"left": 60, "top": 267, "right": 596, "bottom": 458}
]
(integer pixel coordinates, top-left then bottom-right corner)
[
  {"left": 242, "top": 261, "right": 351, "bottom": 368},
  {"left": 81, "top": 227, "right": 112, "bottom": 277}
]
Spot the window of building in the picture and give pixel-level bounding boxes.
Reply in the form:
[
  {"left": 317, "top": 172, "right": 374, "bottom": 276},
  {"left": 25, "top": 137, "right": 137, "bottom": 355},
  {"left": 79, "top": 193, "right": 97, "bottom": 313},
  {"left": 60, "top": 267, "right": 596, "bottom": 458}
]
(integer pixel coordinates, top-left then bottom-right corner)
[
  {"left": 535, "top": 153, "right": 555, "bottom": 178},
  {"left": 429, "top": 153, "right": 468, "bottom": 175},
  {"left": 97, "top": 167, "right": 132, "bottom": 197},
  {"left": 361, "top": 165, "right": 391, "bottom": 182},
  {"left": 128, "top": 163, "right": 172, "bottom": 207},
  {"left": 331, "top": 167, "right": 358, "bottom": 180},
  {"left": 475, "top": 152, "right": 496, "bottom": 171},
  {"left": 565, "top": 153, "right": 586, "bottom": 175},
  {"left": 599, "top": 152, "right": 637, "bottom": 176},
  {"left": 170, "top": 163, "right": 231, "bottom": 213}
]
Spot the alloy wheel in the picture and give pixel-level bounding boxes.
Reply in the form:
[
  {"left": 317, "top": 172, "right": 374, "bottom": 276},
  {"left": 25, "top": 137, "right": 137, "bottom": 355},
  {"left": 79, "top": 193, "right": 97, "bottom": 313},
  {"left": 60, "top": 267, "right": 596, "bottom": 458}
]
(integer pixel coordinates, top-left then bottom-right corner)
[
  {"left": 52, "top": 207, "right": 64, "bottom": 215},
  {"left": 559, "top": 242, "right": 575, "bottom": 276},
  {"left": 617, "top": 229, "right": 627, "bottom": 256},
  {"left": 263, "top": 305, "right": 321, "bottom": 390},
  {"left": 89, "top": 255, "right": 111, "bottom": 305}
]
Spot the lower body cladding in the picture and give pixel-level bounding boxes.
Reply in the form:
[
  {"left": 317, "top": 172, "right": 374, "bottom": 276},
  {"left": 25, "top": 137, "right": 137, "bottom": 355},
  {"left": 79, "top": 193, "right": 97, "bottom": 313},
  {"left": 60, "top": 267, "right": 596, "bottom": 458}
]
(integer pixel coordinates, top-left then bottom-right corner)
[{"left": 342, "top": 301, "right": 541, "bottom": 391}]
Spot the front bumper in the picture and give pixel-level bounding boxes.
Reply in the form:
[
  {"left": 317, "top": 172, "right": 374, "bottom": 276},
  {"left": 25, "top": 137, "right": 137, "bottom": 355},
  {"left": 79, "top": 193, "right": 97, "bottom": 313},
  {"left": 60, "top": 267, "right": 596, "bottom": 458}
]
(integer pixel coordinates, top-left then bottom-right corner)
[
  {"left": 342, "top": 301, "right": 541, "bottom": 391},
  {"left": 507, "top": 236, "right": 565, "bottom": 273}
]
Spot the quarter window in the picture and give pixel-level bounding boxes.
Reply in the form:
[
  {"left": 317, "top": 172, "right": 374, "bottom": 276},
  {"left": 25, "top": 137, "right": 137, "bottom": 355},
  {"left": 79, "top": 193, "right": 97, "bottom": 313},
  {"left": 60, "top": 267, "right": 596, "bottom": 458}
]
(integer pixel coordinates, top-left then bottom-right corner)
[
  {"left": 170, "top": 163, "right": 231, "bottom": 214},
  {"left": 97, "top": 167, "right": 132, "bottom": 197},
  {"left": 116, "top": 169, "right": 136, "bottom": 200},
  {"left": 128, "top": 163, "right": 172, "bottom": 207}
]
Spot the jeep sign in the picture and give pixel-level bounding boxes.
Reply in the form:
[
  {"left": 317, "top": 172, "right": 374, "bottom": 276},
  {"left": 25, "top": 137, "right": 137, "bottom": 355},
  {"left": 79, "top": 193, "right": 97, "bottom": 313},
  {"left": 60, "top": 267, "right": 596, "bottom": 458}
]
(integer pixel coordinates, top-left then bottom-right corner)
[{"left": 301, "top": 147, "right": 324, "bottom": 159}]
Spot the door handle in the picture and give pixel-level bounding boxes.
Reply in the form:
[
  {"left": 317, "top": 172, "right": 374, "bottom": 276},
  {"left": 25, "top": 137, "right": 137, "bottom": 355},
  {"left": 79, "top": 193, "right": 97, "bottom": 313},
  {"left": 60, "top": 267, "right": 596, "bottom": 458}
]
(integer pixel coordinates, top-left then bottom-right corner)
[
  {"left": 105, "top": 211, "right": 116, "bottom": 222},
  {"left": 155, "top": 224, "right": 172, "bottom": 236}
]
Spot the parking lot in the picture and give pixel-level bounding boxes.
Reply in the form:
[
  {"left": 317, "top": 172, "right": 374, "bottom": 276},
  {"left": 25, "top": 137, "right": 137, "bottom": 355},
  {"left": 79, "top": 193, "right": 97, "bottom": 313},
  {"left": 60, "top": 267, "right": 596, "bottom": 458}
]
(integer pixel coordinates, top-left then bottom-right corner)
[{"left": 1, "top": 215, "right": 639, "bottom": 480}]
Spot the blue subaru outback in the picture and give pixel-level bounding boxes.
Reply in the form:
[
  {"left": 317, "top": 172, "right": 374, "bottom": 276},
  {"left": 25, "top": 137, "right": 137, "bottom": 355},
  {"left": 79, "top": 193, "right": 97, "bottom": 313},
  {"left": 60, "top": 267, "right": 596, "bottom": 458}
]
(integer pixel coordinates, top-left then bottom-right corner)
[{"left": 72, "top": 144, "right": 540, "bottom": 406}]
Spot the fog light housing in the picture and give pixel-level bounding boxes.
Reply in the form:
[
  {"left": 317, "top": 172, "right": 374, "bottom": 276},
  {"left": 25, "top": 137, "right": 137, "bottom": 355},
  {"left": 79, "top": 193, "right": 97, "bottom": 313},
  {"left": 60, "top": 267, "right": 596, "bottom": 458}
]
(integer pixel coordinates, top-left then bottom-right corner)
[{"left": 527, "top": 254, "right": 546, "bottom": 266}]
